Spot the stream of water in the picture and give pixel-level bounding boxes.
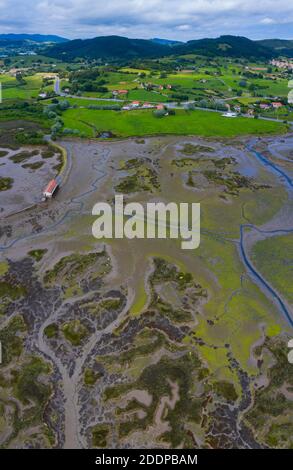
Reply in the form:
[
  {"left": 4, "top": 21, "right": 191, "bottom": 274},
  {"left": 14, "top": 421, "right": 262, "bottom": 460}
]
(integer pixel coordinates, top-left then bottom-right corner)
[{"left": 239, "top": 141, "right": 293, "bottom": 327}]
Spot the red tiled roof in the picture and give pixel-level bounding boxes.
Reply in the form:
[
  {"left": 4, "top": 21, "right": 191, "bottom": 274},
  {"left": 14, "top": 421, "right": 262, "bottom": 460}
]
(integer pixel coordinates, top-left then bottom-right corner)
[{"left": 44, "top": 179, "right": 58, "bottom": 194}]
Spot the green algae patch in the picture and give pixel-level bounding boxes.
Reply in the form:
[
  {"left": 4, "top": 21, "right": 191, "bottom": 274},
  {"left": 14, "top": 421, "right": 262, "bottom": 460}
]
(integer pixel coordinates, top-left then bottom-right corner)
[
  {"left": 15, "top": 356, "right": 51, "bottom": 402},
  {"left": 115, "top": 163, "right": 160, "bottom": 194},
  {"left": 251, "top": 234, "right": 293, "bottom": 304},
  {"left": 103, "top": 353, "right": 204, "bottom": 447},
  {"left": 130, "top": 282, "right": 149, "bottom": 316},
  {"left": 84, "top": 368, "right": 102, "bottom": 387},
  {"left": 0, "top": 281, "right": 27, "bottom": 300},
  {"left": 44, "top": 323, "right": 59, "bottom": 339},
  {"left": 61, "top": 319, "right": 89, "bottom": 346},
  {"left": 180, "top": 143, "right": 214, "bottom": 155},
  {"left": 0, "top": 261, "right": 9, "bottom": 277},
  {"left": 28, "top": 249, "right": 48, "bottom": 262},
  {"left": 0, "top": 315, "right": 26, "bottom": 365},
  {"left": 266, "top": 324, "right": 282, "bottom": 337},
  {"left": 213, "top": 380, "right": 238, "bottom": 402},
  {"left": 0, "top": 177, "right": 13, "bottom": 191},
  {"left": 91, "top": 424, "right": 110, "bottom": 448}
]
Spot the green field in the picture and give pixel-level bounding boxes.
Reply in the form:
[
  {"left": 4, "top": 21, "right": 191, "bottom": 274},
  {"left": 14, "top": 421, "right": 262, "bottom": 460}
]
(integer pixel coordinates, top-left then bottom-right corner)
[
  {"left": 42, "top": 97, "right": 122, "bottom": 107},
  {"left": 0, "top": 74, "right": 43, "bottom": 101},
  {"left": 62, "top": 107, "right": 287, "bottom": 138},
  {"left": 126, "top": 89, "right": 169, "bottom": 102}
]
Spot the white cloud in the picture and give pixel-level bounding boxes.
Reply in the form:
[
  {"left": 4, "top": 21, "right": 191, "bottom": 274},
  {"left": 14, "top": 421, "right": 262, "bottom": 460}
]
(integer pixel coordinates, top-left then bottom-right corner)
[
  {"left": 260, "top": 17, "right": 276, "bottom": 24},
  {"left": 176, "top": 24, "right": 191, "bottom": 31},
  {"left": 0, "top": 0, "right": 292, "bottom": 39}
]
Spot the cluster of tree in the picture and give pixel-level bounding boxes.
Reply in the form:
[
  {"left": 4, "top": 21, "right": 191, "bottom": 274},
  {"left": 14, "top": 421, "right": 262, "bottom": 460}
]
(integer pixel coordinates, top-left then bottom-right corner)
[
  {"left": 67, "top": 68, "right": 109, "bottom": 93},
  {"left": 43, "top": 100, "right": 71, "bottom": 138},
  {"left": 79, "top": 83, "right": 108, "bottom": 93},
  {"left": 42, "top": 77, "right": 54, "bottom": 86},
  {"left": 242, "top": 71, "right": 264, "bottom": 79},
  {"left": 86, "top": 104, "right": 121, "bottom": 110},
  {"left": 153, "top": 107, "right": 176, "bottom": 118},
  {"left": 189, "top": 99, "right": 227, "bottom": 111},
  {"left": 15, "top": 130, "right": 45, "bottom": 145},
  {"left": 15, "top": 72, "right": 27, "bottom": 85},
  {"left": 0, "top": 102, "right": 39, "bottom": 112},
  {"left": 153, "top": 108, "right": 168, "bottom": 118},
  {"left": 171, "top": 93, "right": 189, "bottom": 102},
  {"left": 45, "top": 35, "right": 281, "bottom": 62},
  {"left": 62, "top": 128, "right": 81, "bottom": 136}
]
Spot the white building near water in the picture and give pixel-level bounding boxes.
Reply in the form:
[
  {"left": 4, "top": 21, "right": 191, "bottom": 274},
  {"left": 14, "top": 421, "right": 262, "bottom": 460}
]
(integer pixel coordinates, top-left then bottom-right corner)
[{"left": 222, "top": 112, "right": 237, "bottom": 118}]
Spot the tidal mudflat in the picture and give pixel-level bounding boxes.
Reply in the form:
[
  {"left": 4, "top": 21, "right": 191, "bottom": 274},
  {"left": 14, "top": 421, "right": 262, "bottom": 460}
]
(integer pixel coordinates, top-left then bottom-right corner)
[
  {"left": 0, "top": 135, "right": 292, "bottom": 448},
  {"left": 0, "top": 145, "right": 62, "bottom": 217}
]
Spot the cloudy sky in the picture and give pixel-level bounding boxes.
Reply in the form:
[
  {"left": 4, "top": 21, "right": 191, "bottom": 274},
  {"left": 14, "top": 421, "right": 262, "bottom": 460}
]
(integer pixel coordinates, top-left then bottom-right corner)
[{"left": 0, "top": 0, "right": 292, "bottom": 40}]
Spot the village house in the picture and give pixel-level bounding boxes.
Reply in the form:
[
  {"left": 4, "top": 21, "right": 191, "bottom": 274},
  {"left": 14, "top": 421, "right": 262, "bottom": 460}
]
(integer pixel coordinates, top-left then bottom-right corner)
[
  {"left": 260, "top": 103, "right": 270, "bottom": 110},
  {"left": 142, "top": 102, "right": 153, "bottom": 108},
  {"left": 9, "top": 67, "right": 28, "bottom": 76},
  {"left": 270, "top": 59, "right": 293, "bottom": 71},
  {"left": 272, "top": 102, "right": 283, "bottom": 109},
  {"left": 113, "top": 89, "right": 128, "bottom": 98},
  {"left": 43, "top": 74, "right": 57, "bottom": 80}
]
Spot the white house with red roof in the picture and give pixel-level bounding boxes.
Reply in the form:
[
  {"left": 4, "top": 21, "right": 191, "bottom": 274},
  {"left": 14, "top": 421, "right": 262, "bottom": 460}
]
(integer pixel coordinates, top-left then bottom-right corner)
[{"left": 272, "top": 102, "right": 283, "bottom": 109}]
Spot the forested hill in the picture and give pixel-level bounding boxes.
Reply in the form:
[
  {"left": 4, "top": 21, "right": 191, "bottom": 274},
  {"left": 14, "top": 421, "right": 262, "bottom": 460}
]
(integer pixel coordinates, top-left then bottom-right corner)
[
  {"left": 44, "top": 36, "right": 171, "bottom": 60},
  {"left": 0, "top": 34, "right": 68, "bottom": 43},
  {"left": 44, "top": 34, "right": 293, "bottom": 61},
  {"left": 174, "top": 35, "right": 274, "bottom": 58}
]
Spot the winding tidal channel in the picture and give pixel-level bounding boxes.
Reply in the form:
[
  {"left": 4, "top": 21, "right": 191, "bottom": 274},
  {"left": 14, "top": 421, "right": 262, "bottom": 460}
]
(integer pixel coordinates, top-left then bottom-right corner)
[{"left": 239, "top": 140, "right": 293, "bottom": 327}]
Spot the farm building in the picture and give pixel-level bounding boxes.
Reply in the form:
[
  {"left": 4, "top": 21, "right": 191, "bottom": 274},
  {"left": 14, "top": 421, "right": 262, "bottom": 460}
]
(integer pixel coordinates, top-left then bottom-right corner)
[
  {"left": 272, "top": 102, "right": 283, "bottom": 109},
  {"left": 43, "top": 179, "right": 58, "bottom": 198},
  {"left": 142, "top": 102, "right": 153, "bottom": 108}
]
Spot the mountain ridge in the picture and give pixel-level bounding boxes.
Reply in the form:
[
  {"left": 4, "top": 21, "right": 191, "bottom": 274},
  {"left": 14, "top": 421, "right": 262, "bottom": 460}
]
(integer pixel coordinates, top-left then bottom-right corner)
[
  {"left": 44, "top": 34, "right": 293, "bottom": 61},
  {"left": 0, "top": 33, "right": 68, "bottom": 43}
]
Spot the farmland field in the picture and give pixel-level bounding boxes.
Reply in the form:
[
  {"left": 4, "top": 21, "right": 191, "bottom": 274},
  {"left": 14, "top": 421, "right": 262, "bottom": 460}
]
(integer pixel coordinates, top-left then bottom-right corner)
[{"left": 62, "top": 107, "right": 287, "bottom": 138}]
